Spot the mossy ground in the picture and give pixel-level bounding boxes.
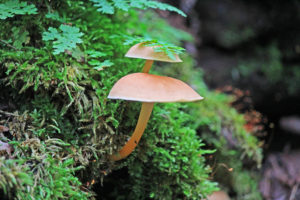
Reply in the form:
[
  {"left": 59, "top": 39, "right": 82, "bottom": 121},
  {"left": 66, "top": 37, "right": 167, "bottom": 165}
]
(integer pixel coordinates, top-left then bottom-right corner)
[{"left": 0, "top": 1, "right": 262, "bottom": 199}]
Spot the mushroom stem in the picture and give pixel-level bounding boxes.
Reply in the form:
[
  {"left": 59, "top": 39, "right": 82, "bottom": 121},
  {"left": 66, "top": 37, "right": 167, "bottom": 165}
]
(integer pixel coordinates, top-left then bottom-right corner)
[
  {"left": 110, "top": 102, "right": 154, "bottom": 161},
  {"left": 142, "top": 60, "right": 154, "bottom": 73}
]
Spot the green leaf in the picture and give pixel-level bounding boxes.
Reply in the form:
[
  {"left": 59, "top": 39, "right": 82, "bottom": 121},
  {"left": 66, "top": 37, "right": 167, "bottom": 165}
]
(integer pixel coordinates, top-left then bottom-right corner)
[
  {"left": 88, "top": 59, "right": 114, "bottom": 71},
  {"left": 90, "top": 0, "right": 114, "bottom": 14},
  {"left": 45, "top": 12, "right": 65, "bottom": 23},
  {"left": 112, "top": 0, "right": 130, "bottom": 11},
  {"left": 132, "top": 0, "right": 186, "bottom": 17},
  {"left": 124, "top": 36, "right": 185, "bottom": 60},
  {"left": 90, "top": 0, "right": 186, "bottom": 16},
  {"left": 0, "top": 0, "right": 37, "bottom": 19},
  {"left": 12, "top": 27, "right": 29, "bottom": 49},
  {"left": 43, "top": 27, "right": 59, "bottom": 41},
  {"left": 86, "top": 50, "right": 107, "bottom": 58},
  {"left": 42, "top": 24, "right": 83, "bottom": 54},
  {"left": 149, "top": 192, "right": 155, "bottom": 198}
]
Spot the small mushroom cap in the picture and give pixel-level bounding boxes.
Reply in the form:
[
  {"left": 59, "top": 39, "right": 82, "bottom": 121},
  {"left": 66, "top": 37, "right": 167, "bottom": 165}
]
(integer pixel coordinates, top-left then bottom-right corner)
[
  {"left": 125, "top": 42, "right": 182, "bottom": 63},
  {"left": 206, "top": 191, "right": 230, "bottom": 200},
  {"left": 108, "top": 73, "right": 203, "bottom": 103}
]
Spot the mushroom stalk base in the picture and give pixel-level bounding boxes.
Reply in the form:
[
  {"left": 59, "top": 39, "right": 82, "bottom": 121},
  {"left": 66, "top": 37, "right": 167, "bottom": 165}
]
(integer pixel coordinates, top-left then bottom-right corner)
[{"left": 109, "top": 102, "right": 154, "bottom": 161}]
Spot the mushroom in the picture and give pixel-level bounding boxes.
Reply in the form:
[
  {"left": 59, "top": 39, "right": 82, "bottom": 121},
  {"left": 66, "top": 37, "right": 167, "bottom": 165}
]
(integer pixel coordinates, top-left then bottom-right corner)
[
  {"left": 108, "top": 42, "right": 203, "bottom": 161},
  {"left": 205, "top": 191, "right": 230, "bottom": 200},
  {"left": 125, "top": 42, "right": 182, "bottom": 73}
]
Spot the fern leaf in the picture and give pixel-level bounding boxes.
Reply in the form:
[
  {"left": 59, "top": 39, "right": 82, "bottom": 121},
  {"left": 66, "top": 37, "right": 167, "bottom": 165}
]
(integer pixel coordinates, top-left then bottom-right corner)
[
  {"left": 88, "top": 59, "right": 114, "bottom": 71},
  {"left": 90, "top": 0, "right": 114, "bottom": 14},
  {"left": 12, "top": 27, "right": 29, "bottom": 49},
  {"left": 45, "top": 12, "right": 65, "bottom": 23},
  {"left": 42, "top": 25, "right": 83, "bottom": 55},
  {"left": 112, "top": 0, "right": 130, "bottom": 11},
  {"left": 0, "top": 0, "right": 37, "bottom": 19},
  {"left": 124, "top": 36, "right": 185, "bottom": 60},
  {"left": 86, "top": 50, "right": 107, "bottom": 58},
  {"left": 132, "top": 0, "right": 186, "bottom": 17},
  {"left": 43, "top": 27, "right": 59, "bottom": 41},
  {"left": 90, "top": 0, "right": 186, "bottom": 17}
]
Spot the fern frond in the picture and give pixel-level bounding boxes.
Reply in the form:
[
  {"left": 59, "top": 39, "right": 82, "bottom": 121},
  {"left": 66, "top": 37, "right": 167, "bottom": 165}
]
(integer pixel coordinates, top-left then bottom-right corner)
[
  {"left": 90, "top": 0, "right": 115, "bottom": 14},
  {"left": 112, "top": 0, "right": 131, "bottom": 11},
  {"left": 133, "top": 0, "right": 186, "bottom": 17},
  {"left": 42, "top": 25, "right": 83, "bottom": 54},
  {"left": 124, "top": 36, "right": 185, "bottom": 60},
  {"left": 0, "top": 0, "right": 37, "bottom": 19},
  {"left": 90, "top": 0, "right": 186, "bottom": 17}
]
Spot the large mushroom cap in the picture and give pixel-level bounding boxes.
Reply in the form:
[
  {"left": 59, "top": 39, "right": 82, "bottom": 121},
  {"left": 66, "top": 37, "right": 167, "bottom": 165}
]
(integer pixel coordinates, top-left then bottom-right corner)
[
  {"left": 108, "top": 73, "right": 203, "bottom": 103},
  {"left": 125, "top": 42, "right": 182, "bottom": 63}
]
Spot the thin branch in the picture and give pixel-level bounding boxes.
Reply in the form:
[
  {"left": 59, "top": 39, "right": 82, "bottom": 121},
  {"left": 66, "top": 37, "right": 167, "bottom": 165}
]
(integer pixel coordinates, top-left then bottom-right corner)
[
  {"left": 0, "top": 39, "right": 20, "bottom": 51},
  {"left": 0, "top": 110, "right": 19, "bottom": 117},
  {"left": 289, "top": 183, "right": 299, "bottom": 200}
]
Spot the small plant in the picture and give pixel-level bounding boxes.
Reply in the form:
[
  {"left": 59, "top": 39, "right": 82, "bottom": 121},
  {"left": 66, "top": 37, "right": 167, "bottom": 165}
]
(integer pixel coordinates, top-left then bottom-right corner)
[
  {"left": 90, "top": 0, "right": 186, "bottom": 16},
  {"left": 43, "top": 24, "right": 84, "bottom": 54},
  {"left": 0, "top": 0, "right": 37, "bottom": 19}
]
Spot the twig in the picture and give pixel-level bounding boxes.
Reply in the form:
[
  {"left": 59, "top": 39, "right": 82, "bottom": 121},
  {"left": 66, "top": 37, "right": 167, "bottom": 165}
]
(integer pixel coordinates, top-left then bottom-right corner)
[
  {"left": 289, "top": 182, "right": 299, "bottom": 200},
  {"left": 0, "top": 39, "right": 20, "bottom": 51},
  {"left": 0, "top": 110, "right": 19, "bottom": 117}
]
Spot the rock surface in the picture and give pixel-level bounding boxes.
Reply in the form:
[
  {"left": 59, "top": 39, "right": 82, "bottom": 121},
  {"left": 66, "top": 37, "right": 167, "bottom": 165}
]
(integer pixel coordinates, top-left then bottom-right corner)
[
  {"left": 260, "top": 151, "right": 300, "bottom": 200},
  {"left": 279, "top": 116, "right": 300, "bottom": 135}
]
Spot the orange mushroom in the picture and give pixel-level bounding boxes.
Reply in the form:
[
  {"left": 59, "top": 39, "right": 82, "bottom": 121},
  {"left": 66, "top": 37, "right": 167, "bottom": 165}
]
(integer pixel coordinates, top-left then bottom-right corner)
[
  {"left": 108, "top": 42, "right": 203, "bottom": 161},
  {"left": 205, "top": 191, "right": 230, "bottom": 200},
  {"left": 125, "top": 42, "right": 182, "bottom": 73}
]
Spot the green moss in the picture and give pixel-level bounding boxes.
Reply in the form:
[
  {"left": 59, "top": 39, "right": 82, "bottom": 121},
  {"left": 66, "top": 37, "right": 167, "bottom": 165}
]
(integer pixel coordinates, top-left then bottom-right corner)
[
  {"left": 158, "top": 55, "right": 263, "bottom": 199},
  {"left": 125, "top": 103, "right": 218, "bottom": 199},
  {"left": 0, "top": 1, "right": 263, "bottom": 199},
  {"left": 237, "top": 43, "right": 300, "bottom": 95}
]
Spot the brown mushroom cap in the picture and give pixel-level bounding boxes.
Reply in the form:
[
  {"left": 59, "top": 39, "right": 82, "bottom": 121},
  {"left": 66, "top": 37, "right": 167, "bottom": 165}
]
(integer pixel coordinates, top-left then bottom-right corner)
[
  {"left": 108, "top": 73, "right": 203, "bottom": 103},
  {"left": 206, "top": 191, "right": 230, "bottom": 200},
  {"left": 125, "top": 42, "right": 182, "bottom": 63}
]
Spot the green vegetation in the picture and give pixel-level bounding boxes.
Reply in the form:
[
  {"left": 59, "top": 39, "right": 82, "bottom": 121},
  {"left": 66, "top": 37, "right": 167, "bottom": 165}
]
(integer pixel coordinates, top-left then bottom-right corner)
[
  {"left": 0, "top": 0, "right": 262, "bottom": 199},
  {"left": 237, "top": 43, "right": 300, "bottom": 95},
  {"left": 158, "top": 57, "right": 263, "bottom": 200}
]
